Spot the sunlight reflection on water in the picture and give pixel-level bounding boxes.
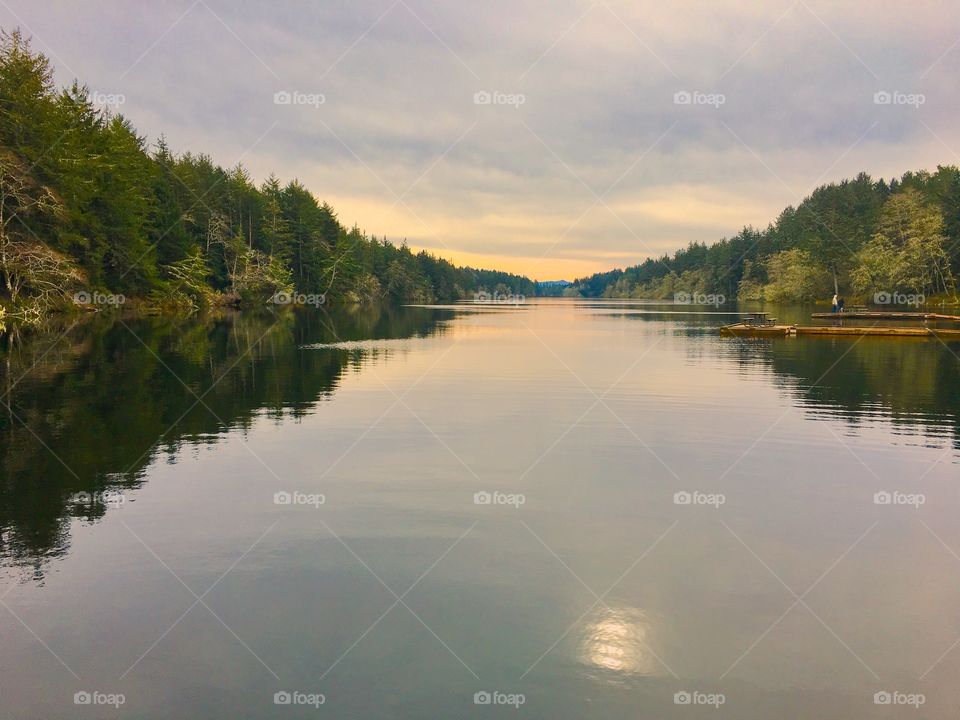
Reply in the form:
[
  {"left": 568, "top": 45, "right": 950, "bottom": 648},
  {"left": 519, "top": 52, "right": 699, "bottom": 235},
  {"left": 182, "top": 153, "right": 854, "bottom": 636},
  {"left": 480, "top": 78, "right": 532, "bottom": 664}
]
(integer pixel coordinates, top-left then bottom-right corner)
[{"left": 578, "top": 607, "right": 664, "bottom": 679}]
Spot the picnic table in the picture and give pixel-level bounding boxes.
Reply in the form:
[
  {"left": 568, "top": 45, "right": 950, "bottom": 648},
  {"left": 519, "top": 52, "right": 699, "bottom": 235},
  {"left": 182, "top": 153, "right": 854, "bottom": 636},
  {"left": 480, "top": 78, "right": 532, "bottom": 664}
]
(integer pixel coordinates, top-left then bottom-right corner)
[{"left": 740, "top": 311, "right": 777, "bottom": 327}]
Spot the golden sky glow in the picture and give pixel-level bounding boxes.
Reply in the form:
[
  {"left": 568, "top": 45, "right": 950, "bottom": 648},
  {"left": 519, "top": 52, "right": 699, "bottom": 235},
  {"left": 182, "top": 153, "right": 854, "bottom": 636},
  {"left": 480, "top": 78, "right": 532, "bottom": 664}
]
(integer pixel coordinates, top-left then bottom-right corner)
[{"left": 24, "top": 1, "right": 960, "bottom": 281}]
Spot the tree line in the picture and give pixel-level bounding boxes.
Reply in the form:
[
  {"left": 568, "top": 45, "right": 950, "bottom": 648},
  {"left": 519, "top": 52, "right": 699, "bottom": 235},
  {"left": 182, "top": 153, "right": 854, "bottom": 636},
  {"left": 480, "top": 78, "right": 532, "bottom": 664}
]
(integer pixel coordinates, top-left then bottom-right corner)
[
  {"left": 0, "top": 29, "right": 534, "bottom": 322},
  {"left": 568, "top": 169, "right": 960, "bottom": 304}
]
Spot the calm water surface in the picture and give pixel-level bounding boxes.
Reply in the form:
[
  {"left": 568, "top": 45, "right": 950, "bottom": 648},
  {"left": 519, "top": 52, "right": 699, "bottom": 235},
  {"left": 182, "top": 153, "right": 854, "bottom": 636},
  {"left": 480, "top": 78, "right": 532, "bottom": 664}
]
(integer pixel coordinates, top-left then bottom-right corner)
[{"left": 1, "top": 299, "right": 959, "bottom": 718}]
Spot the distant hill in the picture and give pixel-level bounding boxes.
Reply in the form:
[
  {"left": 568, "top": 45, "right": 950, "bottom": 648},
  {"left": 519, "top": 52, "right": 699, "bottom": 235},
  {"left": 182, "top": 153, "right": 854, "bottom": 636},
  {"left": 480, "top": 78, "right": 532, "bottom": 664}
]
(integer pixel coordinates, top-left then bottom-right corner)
[{"left": 535, "top": 279, "right": 572, "bottom": 296}]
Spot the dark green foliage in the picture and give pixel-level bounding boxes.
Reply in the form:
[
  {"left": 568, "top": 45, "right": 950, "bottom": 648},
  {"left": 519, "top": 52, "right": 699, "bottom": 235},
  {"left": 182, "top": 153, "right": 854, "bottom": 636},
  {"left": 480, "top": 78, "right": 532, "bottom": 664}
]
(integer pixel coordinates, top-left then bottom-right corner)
[
  {"left": 0, "top": 29, "right": 533, "bottom": 310},
  {"left": 571, "top": 169, "right": 960, "bottom": 300}
]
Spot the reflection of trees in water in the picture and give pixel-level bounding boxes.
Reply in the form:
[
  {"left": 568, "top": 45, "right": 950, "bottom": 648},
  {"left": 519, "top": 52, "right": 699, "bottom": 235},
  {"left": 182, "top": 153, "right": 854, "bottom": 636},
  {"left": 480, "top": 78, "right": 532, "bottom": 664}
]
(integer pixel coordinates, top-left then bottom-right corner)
[
  {"left": 720, "top": 336, "right": 960, "bottom": 447},
  {"left": 612, "top": 306, "right": 960, "bottom": 446},
  {"left": 0, "top": 305, "right": 449, "bottom": 580}
]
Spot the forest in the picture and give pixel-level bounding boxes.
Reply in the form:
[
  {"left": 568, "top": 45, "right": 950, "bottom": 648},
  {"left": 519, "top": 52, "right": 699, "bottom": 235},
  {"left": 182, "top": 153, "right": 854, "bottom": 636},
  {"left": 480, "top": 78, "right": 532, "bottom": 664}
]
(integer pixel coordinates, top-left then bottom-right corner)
[
  {"left": 0, "top": 29, "right": 534, "bottom": 323},
  {"left": 4, "top": 25, "right": 959, "bottom": 320},
  {"left": 568, "top": 169, "right": 960, "bottom": 304}
]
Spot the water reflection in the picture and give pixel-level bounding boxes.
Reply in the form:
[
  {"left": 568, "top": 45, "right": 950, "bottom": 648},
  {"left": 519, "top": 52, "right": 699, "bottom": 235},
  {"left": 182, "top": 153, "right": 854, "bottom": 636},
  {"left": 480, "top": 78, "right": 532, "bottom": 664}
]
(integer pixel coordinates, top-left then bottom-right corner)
[
  {"left": 0, "top": 304, "right": 451, "bottom": 580},
  {"left": 718, "top": 333, "right": 960, "bottom": 449},
  {"left": 2, "top": 300, "right": 959, "bottom": 580},
  {"left": 578, "top": 607, "right": 663, "bottom": 680},
  {"left": 598, "top": 300, "right": 960, "bottom": 449},
  {"left": 3, "top": 300, "right": 960, "bottom": 719}
]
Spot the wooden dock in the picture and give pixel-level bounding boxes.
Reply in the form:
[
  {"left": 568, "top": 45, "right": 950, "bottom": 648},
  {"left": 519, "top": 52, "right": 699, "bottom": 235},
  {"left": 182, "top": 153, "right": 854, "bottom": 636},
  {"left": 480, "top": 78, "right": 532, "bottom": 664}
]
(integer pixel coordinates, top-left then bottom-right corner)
[
  {"left": 720, "top": 323, "right": 960, "bottom": 339},
  {"left": 810, "top": 311, "right": 960, "bottom": 321},
  {"left": 796, "top": 325, "right": 960, "bottom": 338},
  {"left": 720, "top": 323, "right": 792, "bottom": 337}
]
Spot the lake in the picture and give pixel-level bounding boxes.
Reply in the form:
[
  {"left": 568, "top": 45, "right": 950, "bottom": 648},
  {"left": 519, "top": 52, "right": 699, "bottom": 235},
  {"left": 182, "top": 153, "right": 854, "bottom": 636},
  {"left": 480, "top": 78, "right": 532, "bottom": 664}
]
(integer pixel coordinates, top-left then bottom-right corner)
[{"left": 1, "top": 299, "right": 959, "bottom": 718}]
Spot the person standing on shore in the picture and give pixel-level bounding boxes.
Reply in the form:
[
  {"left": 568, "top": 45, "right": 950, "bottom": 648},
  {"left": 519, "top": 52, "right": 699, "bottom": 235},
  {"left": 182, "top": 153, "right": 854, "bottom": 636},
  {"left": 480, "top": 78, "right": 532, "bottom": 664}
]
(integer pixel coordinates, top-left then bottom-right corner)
[
  {"left": 832, "top": 293, "right": 839, "bottom": 313},
  {"left": 838, "top": 296, "right": 845, "bottom": 313}
]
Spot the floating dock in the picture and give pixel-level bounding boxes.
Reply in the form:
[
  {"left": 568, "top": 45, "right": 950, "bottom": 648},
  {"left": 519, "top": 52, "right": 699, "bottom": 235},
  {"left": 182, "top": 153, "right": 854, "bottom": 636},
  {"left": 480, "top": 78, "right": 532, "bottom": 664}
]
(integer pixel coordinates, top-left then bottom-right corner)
[
  {"left": 720, "top": 323, "right": 793, "bottom": 337},
  {"left": 796, "top": 325, "right": 960, "bottom": 338},
  {"left": 809, "top": 311, "right": 960, "bottom": 321},
  {"left": 720, "top": 323, "right": 960, "bottom": 339}
]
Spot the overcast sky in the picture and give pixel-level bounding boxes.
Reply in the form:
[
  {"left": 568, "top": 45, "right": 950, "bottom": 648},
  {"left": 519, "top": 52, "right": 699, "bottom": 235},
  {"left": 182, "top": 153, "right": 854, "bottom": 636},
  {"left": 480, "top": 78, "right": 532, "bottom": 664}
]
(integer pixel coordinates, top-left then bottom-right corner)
[{"left": 5, "top": 0, "right": 960, "bottom": 279}]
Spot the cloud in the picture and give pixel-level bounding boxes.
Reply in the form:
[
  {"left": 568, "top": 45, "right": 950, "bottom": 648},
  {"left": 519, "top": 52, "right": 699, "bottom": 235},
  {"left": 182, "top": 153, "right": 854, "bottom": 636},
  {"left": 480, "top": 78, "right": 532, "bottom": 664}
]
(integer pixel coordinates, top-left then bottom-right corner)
[{"left": 4, "top": 0, "right": 959, "bottom": 277}]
